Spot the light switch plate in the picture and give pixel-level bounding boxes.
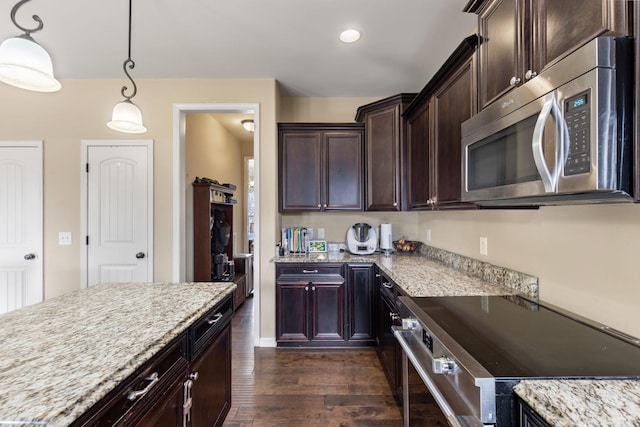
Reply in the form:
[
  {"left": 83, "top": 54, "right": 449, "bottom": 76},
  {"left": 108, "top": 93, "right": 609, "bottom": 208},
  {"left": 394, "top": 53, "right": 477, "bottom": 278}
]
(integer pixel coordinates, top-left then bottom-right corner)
[{"left": 59, "top": 232, "right": 72, "bottom": 245}]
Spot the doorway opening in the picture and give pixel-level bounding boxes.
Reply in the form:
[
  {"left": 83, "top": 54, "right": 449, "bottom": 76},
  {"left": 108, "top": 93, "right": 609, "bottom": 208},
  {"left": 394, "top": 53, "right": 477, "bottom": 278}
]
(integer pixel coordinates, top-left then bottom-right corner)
[{"left": 173, "top": 103, "right": 260, "bottom": 346}]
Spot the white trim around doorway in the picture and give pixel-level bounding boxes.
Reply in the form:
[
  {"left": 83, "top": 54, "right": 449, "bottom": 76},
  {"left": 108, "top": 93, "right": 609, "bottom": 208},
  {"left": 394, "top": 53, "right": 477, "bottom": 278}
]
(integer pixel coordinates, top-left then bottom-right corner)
[{"left": 172, "top": 102, "right": 261, "bottom": 347}]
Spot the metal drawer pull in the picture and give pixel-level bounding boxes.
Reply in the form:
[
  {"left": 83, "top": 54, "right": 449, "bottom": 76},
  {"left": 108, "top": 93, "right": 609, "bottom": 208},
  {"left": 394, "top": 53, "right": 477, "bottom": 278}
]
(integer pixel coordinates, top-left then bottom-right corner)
[
  {"left": 207, "top": 313, "right": 223, "bottom": 325},
  {"left": 382, "top": 282, "right": 393, "bottom": 289},
  {"left": 127, "top": 372, "right": 159, "bottom": 401},
  {"left": 302, "top": 269, "right": 318, "bottom": 274}
]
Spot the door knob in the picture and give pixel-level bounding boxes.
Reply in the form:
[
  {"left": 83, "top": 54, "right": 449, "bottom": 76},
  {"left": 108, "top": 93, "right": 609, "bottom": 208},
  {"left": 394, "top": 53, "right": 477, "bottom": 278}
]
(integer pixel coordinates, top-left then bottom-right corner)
[
  {"left": 136, "top": 252, "right": 145, "bottom": 259},
  {"left": 24, "top": 253, "right": 36, "bottom": 260}
]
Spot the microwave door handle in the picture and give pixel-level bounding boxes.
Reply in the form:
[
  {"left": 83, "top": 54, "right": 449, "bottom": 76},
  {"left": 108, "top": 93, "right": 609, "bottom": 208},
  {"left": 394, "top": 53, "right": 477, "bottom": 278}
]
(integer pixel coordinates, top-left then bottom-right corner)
[{"left": 532, "top": 93, "right": 562, "bottom": 193}]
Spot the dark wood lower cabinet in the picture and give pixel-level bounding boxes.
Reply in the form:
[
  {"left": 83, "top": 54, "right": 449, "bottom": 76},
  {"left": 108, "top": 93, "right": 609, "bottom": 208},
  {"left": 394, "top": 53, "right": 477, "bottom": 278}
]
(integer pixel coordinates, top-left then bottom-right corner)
[
  {"left": 275, "top": 263, "right": 375, "bottom": 347},
  {"left": 375, "top": 269, "right": 403, "bottom": 401},
  {"left": 134, "top": 375, "right": 185, "bottom": 427},
  {"left": 276, "top": 281, "right": 346, "bottom": 345},
  {"left": 190, "top": 326, "right": 232, "bottom": 427},
  {"left": 518, "top": 398, "right": 551, "bottom": 427},
  {"left": 346, "top": 264, "right": 375, "bottom": 343}
]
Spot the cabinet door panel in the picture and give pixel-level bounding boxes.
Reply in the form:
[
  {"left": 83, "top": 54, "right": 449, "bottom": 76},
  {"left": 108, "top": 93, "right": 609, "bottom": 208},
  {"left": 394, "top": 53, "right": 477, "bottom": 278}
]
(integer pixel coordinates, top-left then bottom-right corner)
[
  {"left": 366, "top": 107, "right": 400, "bottom": 210},
  {"left": 433, "top": 58, "right": 475, "bottom": 207},
  {"left": 134, "top": 376, "right": 184, "bottom": 427},
  {"left": 406, "top": 103, "right": 432, "bottom": 210},
  {"left": 311, "top": 283, "right": 345, "bottom": 341},
  {"left": 347, "top": 265, "right": 374, "bottom": 342},
  {"left": 479, "top": 0, "right": 520, "bottom": 108},
  {"left": 325, "top": 132, "right": 364, "bottom": 210},
  {"left": 276, "top": 283, "right": 310, "bottom": 341},
  {"left": 190, "top": 326, "right": 232, "bottom": 427},
  {"left": 539, "top": 0, "right": 628, "bottom": 71},
  {"left": 279, "top": 132, "right": 322, "bottom": 211}
]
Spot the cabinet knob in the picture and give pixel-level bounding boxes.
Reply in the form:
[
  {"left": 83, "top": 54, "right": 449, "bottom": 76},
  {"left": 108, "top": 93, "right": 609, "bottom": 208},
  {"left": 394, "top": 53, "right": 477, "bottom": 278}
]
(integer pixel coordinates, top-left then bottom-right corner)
[
  {"left": 317, "top": 204, "right": 322, "bottom": 208},
  {"left": 393, "top": 202, "right": 398, "bottom": 207},
  {"left": 509, "top": 76, "right": 521, "bottom": 86},
  {"left": 305, "top": 286, "right": 309, "bottom": 291},
  {"left": 525, "top": 70, "right": 537, "bottom": 80},
  {"left": 189, "top": 372, "right": 199, "bottom": 381}
]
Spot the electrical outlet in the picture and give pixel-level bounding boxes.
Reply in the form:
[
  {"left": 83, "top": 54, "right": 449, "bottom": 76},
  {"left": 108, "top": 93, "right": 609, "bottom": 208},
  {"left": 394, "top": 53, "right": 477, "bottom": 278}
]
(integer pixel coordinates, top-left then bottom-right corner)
[
  {"left": 317, "top": 228, "right": 325, "bottom": 239},
  {"left": 59, "top": 232, "right": 72, "bottom": 246},
  {"left": 426, "top": 228, "right": 432, "bottom": 242},
  {"left": 480, "top": 236, "right": 488, "bottom": 256}
]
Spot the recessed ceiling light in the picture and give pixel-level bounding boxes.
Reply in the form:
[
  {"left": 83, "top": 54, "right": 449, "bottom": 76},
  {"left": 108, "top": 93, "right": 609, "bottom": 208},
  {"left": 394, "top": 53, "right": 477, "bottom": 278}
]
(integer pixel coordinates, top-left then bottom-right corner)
[{"left": 339, "top": 29, "right": 361, "bottom": 43}]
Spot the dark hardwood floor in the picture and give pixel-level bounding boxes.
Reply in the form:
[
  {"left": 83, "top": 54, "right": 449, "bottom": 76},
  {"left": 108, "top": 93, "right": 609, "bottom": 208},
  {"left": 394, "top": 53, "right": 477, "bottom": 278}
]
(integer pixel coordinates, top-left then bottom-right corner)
[{"left": 222, "top": 296, "right": 404, "bottom": 426}]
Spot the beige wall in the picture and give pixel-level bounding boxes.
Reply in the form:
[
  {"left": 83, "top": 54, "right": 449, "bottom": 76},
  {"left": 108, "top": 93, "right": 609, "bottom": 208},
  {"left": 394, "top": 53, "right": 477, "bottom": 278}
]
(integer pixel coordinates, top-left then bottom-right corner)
[
  {"left": 0, "top": 79, "right": 279, "bottom": 345},
  {"left": 416, "top": 205, "right": 640, "bottom": 338},
  {"left": 185, "top": 114, "right": 245, "bottom": 279},
  {"left": 280, "top": 97, "right": 378, "bottom": 123}
]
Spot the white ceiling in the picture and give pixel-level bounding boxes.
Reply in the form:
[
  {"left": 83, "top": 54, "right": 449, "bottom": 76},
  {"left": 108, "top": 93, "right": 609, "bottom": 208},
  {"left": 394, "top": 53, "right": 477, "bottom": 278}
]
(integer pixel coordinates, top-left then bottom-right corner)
[{"left": 0, "top": 0, "right": 477, "bottom": 97}]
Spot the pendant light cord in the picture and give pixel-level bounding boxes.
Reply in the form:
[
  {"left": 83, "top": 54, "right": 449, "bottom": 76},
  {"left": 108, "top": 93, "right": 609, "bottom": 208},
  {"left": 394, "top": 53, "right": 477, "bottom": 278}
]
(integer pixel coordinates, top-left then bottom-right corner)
[
  {"left": 121, "top": 0, "right": 137, "bottom": 101},
  {"left": 10, "top": 0, "right": 43, "bottom": 35}
]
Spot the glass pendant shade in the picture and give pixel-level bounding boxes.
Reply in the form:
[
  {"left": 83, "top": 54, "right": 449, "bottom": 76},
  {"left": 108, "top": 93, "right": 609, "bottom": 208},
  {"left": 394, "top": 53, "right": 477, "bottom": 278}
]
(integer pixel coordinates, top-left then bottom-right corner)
[
  {"left": 107, "top": 99, "right": 147, "bottom": 134},
  {"left": 0, "top": 35, "right": 61, "bottom": 92}
]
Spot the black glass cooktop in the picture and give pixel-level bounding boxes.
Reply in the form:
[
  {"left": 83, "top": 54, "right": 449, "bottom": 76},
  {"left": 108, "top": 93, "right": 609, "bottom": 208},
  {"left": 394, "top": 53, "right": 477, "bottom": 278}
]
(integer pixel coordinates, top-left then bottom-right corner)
[{"left": 404, "top": 295, "right": 640, "bottom": 379}]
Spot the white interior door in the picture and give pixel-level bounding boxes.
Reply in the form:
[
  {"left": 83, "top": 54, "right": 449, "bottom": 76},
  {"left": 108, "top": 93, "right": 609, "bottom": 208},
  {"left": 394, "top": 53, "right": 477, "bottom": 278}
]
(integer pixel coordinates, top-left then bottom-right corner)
[
  {"left": 85, "top": 142, "right": 153, "bottom": 286},
  {"left": 0, "top": 142, "right": 43, "bottom": 313}
]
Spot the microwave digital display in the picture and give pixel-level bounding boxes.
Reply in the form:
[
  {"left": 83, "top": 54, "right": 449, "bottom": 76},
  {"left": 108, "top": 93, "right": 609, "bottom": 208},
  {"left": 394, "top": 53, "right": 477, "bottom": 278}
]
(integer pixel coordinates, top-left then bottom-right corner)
[{"left": 566, "top": 93, "right": 589, "bottom": 111}]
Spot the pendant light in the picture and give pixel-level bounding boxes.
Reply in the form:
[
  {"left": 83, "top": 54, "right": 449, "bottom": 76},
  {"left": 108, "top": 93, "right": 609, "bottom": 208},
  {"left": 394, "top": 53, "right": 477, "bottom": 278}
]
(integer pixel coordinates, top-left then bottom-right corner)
[
  {"left": 107, "top": 0, "right": 146, "bottom": 134},
  {"left": 0, "top": 0, "right": 61, "bottom": 92}
]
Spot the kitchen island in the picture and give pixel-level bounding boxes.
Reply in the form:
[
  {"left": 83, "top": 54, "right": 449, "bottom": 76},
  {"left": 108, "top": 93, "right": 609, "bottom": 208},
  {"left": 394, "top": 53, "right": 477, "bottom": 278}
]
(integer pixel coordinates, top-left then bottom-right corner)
[{"left": 0, "top": 281, "right": 235, "bottom": 426}]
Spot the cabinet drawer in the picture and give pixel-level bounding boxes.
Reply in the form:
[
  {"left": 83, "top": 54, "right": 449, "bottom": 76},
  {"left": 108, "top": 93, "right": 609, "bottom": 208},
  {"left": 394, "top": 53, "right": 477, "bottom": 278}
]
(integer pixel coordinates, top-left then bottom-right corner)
[
  {"left": 73, "top": 334, "right": 188, "bottom": 426},
  {"left": 190, "top": 293, "right": 234, "bottom": 359},
  {"left": 276, "top": 264, "right": 344, "bottom": 279}
]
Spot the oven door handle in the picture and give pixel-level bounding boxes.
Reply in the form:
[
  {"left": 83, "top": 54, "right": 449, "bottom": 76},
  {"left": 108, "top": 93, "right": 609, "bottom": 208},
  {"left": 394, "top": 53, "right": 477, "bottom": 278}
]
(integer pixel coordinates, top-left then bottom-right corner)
[
  {"left": 393, "top": 327, "right": 485, "bottom": 427},
  {"left": 532, "top": 92, "right": 568, "bottom": 193}
]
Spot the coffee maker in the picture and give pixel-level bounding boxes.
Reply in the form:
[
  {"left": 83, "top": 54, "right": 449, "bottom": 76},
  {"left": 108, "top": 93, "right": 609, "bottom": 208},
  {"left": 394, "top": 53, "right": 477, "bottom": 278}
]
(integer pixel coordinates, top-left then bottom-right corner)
[{"left": 213, "top": 253, "right": 234, "bottom": 281}]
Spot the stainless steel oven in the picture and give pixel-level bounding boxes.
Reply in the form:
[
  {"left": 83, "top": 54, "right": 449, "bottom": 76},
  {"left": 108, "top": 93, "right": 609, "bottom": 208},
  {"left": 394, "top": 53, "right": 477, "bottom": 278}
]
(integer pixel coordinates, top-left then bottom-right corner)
[
  {"left": 394, "top": 295, "right": 640, "bottom": 426},
  {"left": 461, "top": 37, "right": 633, "bottom": 206}
]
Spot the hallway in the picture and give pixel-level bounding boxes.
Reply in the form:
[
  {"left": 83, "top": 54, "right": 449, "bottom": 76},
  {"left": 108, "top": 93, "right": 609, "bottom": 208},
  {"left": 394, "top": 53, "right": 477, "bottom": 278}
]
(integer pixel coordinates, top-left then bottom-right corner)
[{"left": 222, "top": 297, "right": 404, "bottom": 426}]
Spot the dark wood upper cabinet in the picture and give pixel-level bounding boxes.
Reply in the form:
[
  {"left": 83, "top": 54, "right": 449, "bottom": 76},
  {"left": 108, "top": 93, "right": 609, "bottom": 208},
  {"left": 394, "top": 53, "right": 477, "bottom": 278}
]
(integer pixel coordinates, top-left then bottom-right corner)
[
  {"left": 278, "top": 123, "right": 364, "bottom": 212},
  {"left": 405, "top": 101, "right": 431, "bottom": 210},
  {"left": 355, "top": 94, "right": 416, "bottom": 211},
  {"left": 465, "top": 0, "right": 631, "bottom": 110},
  {"left": 403, "top": 36, "right": 479, "bottom": 210}
]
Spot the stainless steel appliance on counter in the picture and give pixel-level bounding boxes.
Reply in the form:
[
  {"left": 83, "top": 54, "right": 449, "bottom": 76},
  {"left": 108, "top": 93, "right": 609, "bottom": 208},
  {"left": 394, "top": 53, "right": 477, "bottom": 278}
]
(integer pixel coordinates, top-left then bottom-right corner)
[
  {"left": 394, "top": 295, "right": 640, "bottom": 426},
  {"left": 461, "top": 37, "right": 633, "bottom": 206}
]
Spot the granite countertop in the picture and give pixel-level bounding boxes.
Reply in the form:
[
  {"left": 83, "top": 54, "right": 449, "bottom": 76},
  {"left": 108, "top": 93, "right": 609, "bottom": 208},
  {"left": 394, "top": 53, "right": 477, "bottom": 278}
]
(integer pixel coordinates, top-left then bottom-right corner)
[
  {"left": 273, "top": 247, "right": 640, "bottom": 426},
  {"left": 514, "top": 380, "right": 640, "bottom": 426},
  {"left": 0, "top": 281, "right": 236, "bottom": 426},
  {"left": 273, "top": 247, "right": 538, "bottom": 298}
]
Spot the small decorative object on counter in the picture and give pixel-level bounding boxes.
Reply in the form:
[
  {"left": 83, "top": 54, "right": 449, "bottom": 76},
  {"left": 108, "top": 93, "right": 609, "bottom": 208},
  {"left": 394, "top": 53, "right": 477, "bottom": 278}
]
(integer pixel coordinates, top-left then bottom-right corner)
[
  {"left": 308, "top": 240, "right": 327, "bottom": 253},
  {"left": 393, "top": 239, "right": 422, "bottom": 253}
]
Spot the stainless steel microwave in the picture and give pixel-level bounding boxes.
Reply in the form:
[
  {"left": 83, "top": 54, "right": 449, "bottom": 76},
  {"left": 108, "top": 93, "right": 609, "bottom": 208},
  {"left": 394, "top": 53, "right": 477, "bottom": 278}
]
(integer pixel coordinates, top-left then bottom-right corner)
[{"left": 461, "top": 37, "right": 633, "bottom": 206}]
